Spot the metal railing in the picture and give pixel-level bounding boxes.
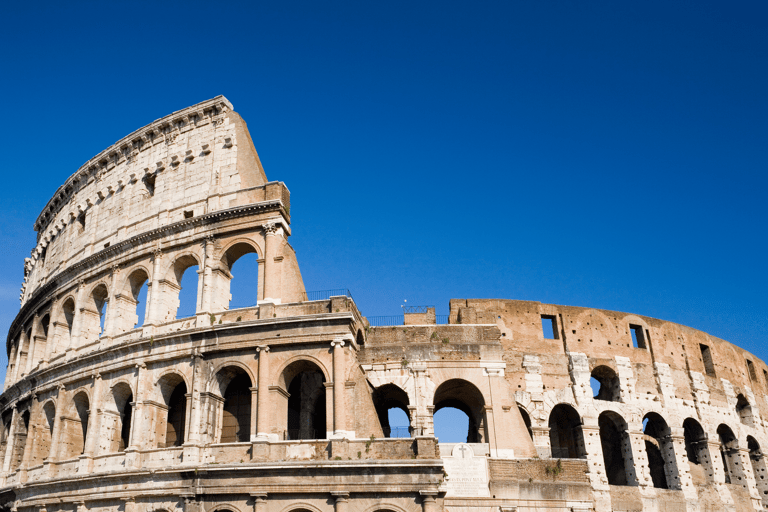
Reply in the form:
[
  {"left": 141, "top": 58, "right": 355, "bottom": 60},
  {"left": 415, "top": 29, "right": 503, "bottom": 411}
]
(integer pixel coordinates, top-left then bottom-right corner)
[
  {"left": 303, "top": 289, "right": 354, "bottom": 301},
  {"left": 368, "top": 315, "right": 404, "bottom": 326},
  {"left": 402, "top": 305, "right": 434, "bottom": 314}
]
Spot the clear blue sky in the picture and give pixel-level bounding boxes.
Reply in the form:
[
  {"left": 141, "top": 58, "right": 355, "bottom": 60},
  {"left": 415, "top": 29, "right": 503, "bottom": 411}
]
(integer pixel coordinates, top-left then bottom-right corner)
[{"left": 1, "top": 0, "right": 767, "bottom": 394}]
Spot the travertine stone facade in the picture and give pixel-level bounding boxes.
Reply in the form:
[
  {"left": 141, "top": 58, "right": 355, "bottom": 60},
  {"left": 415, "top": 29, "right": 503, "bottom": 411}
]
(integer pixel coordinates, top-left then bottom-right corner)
[{"left": 1, "top": 98, "right": 766, "bottom": 512}]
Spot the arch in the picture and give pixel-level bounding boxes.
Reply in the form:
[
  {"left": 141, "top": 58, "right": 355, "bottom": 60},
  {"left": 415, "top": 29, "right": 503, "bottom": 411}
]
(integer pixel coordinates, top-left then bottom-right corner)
[
  {"left": 277, "top": 503, "right": 324, "bottom": 512},
  {"left": 360, "top": 504, "right": 410, "bottom": 512},
  {"left": 57, "top": 297, "right": 76, "bottom": 355},
  {"left": 372, "top": 383, "right": 411, "bottom": 438},
  {"left": 599, "top": 411, "right": 633, "bottom": 486},
  {"left": 169, "top": 253, "right": 201, "bottom": 320},
  {"left": 29, "top": 400, "right": 57, "bottom": 466},
  {"left": 279, "top": 359, "right": 327, "bottom": 440},
  {"left": 210, "top": 506, "right": 242, "bottom": 512},
  {"left": 155, "top": 371, "right": 190, "bottom": 403},
  {"left": 58, "top": 390, "right": 91, "bottom": 460},
  {"left": 736, "top": 394, "right": 754, "bottom": 427},
  {"left": 548, "top": 403, "right": 585, "bottom": 459},
  {"left": 518, "top": 406, "right": 533, "bottom": 442},
  {"left": 0, "top": 410, "right": 12, "bottom": 466},
  {"left": 10, "top": 410, "right": 30, "bottom": 472},
  {"left": 220, "top": 239, "right": 262, "bottom": 267},
  {"left": 115, "top": 267, "right": 150, "bottom": 333},
  {"left": 221, "top": 240, "right": 262, "bottom": 310},
  {"left": 747, "top": 436, "right": 768, "bottom": 505},
  {"left": 208, "top": 361, "right": 256, "bottom": 396},
  {"left": 277, "top": 355, "right": 331, "bottom": 386},
  {"left": 215, "top": 366, "right": 253, "bottom": 443},
  {"left": 717, "top": 423, "right": 739, "bottom": 484},
  {"left": 433, "top": 379, "right": 486, "bottom": 443},
  {"left": 642, "top": 412, "right": 675, "bottom": 489},
  {"left": 591, "top": 365, "right": 621, "bottom": 402},
  {"left": 80, "top": 283, "right": 109, "bottom": 343},
  {"left": 104, "top": 382, "right": 134, "bottom": 452},
  {"left": 356, "top": 329, "right": 365, "bottom": 347}
]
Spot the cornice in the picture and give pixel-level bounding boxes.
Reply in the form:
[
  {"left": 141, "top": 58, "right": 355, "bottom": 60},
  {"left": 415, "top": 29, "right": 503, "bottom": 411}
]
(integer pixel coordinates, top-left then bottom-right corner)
[{"left": 33, "top": 96, "right": 233, "bottom": 234}]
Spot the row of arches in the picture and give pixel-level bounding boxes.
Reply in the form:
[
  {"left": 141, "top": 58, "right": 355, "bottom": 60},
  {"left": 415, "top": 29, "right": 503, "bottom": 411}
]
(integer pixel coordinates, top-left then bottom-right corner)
[
  {"left": 6, "top": 241, "right": 263, "bottom": 387},
  {"left": 534, "top": 402, "right": 768, "bottom": 493}
]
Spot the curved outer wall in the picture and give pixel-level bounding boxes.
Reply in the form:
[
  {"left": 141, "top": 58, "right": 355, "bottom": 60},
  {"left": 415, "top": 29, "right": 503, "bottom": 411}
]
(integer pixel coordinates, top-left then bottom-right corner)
[{"left": 0, "top": 98, "right": 766, "bottom": 512}]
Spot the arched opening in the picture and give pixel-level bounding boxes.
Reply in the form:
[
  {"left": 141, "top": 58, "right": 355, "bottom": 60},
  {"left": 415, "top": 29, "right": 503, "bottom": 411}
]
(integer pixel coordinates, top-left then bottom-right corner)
[
  {"left": 433, "top": 379, "right": 486, "bottom": 443},
  {"left": 736, "top": 394, "right": 754, "bottom": 427},
  {"left": 599, "top": 411, "right": 633, "bottom": 486},
  {"left": 94, "top": 284, "right": 109, "bottom": 337},
  {"left": 216, "top": 367, "right": 253, "bottom": 443},
  {"left": 17, "top": 330, "right": 30, "bottom": 376},
  {"left": 222, "top": 242, "right": 260, "bottom": 310},
  {"left": 548, "top": 404, "right": 586, "bottom": 458},
  {"left": 281, "top": 360, "right": 326, "bottom": 440},
  {"left": 57, "top": 298, "right": 76, "bottom": 354},
  {"left": 591, "top": 365, "right": 621, "bottom": 402},
  {"left": 159, "top": 376, "right": 187, "bottom": 448},
  {"left": 683, "top": 418, "right": 710, "bottom": 485},
  {"left": 0, "top": 411, "right": 12, "bottom": 465},
  {"left": 59, "top": 391, "right": 90, "bottom": 460},
  {"left": 80, "top": 284, "right": 109, "bottom": 343},
  {"left": 10, "top": 411, "right": 30, "bottom": 472},
  {"left": 105, "top": 382, "right": 134, "bottom": 452},
  {"left": 718, "top": 424, "right": 739, "bottom": 484},
  {"left": 519, "top": 406, "right": 533, "bottom": 442},
  {"left": 174, "top": 256, "right": 200, "bottom": 319},
  {"left": 356, "top": 330, "right": 365, "bottom": 348},
  {"left": 37, "top": 314, "right": 50, "bottom": 363},
  {"left": 748, "top": 436, "right": 768, "bottom": 505},
  {"left": 642, "top": 413, "right": 675, "bottom": 489},
  {"left": 123, "top": 269, "right": 149, "bottom": 331},
  {"left": 6, "top": 338, "right": 18, "bottom": 382},
  {"left": 372, "top": 384, "right": 410, "bottom": 438},
  {"left": 31, "top": 401, "right": 56, "bottom": 466}
]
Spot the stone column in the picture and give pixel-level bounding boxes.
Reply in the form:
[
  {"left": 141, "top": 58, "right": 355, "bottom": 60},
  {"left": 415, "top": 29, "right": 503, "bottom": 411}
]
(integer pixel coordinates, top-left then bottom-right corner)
[
  {"left": 122, "top": 498, "right": 136, "bottom": 512},
  {"left": 200, "top": 235, "right": 214, "bottom": 314},
  {"left": 737, "top": 447, "right": 761, "bottom": 506},
  {"left": 1, "top": 406, "right": 18, "bottom": 475},
  {"left": 11, "top": 337, "right": 24, "bottom": 382},
  {"left": 183, "top": 352, "right": 203, "bottom": 464},
  {"left": 44, "top": 298, "right": 60, "bottom": 363},
  {"left": 250, "top": 494, "right": 267, "bottom": 512},
  {"left": 580, "top": 421, "right": 610, "bottom": 490},
  {"left": 707, "top": 440, "right": 728, "bottom": 484},
  {"left": 249, "top": 386, "right": 259, "bottom": 441},
  {"left": 262, "top": 222, "right": 281, "bottom": 303},
  {"left": 80, "top": 374, "right": 102, "bottom": 472},
  {"left": 125, "top": 363, "right": 145, "bottom": 467},
  {"left": 331, "top": 492, "right": 349, "bottom": 512},
  {"left": 18, "top": 423, "right": 34, "bottom": 483},
  {"left": 26, "top": 314, "right": 41, "bottom": 373},
  {"left": 531, "top": 426, "right": 552, "bottom": 459},
  {"left": 668, "top": 428, "right": 696, "bottom": 498},
  {"left": 103, "top": 265, "right": 120, "bottom": 338},
  {"left": 625, "top": 428, "right": 646, "bottom": 487},
  {"left": 331, "top": 338, "right": 347, "bottom": 437},
  {"left": 145, "top": 249, "right": 163, "bottom": 326},
  {"left": 46, "top": 386, "right": 65, "bottom": 472},
  {"left": 419, "top": 491, "right": 439, "bottom": 512},
  {"left": 256, "top": 346, "right": 271, "bottom": 439},
  {"left": 69, "top": 280, "right": 88, "bottom": 353}
]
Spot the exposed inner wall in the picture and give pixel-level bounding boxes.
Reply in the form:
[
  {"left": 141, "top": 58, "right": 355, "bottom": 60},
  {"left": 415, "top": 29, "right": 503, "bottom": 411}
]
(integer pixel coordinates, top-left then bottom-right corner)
[
  {"left": 22, "top": 98, "right": 274, "bottom": 305},
  {"left": 450, "top": 298, "right": 768, "bottom": 418}
]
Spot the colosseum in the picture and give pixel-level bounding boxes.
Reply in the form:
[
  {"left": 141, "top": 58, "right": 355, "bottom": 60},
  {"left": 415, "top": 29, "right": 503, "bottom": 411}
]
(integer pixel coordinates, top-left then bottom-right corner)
[{"left": 1, "top": 96, "right": 766, "bottom": 512}]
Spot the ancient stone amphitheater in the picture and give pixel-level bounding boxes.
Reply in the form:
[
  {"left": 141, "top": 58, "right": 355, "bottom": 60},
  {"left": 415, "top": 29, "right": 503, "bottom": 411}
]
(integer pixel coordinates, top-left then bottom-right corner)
[{"left": 2, "top": 97, "right": 766, "bottom": 512}]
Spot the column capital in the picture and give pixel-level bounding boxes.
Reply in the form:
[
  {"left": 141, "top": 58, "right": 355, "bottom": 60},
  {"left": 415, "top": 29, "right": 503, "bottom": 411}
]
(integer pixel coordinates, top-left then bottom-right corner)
[
  {"left": 331, "top": 492, "right": 349, "bottom": 501},
  {"left": 257, "top": 345, "right": 270, "bottom": 353},
  {"left": 250, "top": 493, "right": 268, "bottom": 501},
  {"left": 331, "top": 339, "right": 346, "bottom": 348},
  {"left": 263, "top": 221, "right": 279, "bottom": 236}
]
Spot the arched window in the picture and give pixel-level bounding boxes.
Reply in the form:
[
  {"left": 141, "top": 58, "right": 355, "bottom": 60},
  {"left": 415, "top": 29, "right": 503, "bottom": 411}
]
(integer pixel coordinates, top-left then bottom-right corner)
[
  {"left": 279, "top": 360, "right": 327, "bottom": 440},
  {"left": 31, "top": 401, "right": 56, "bottom": 466},
  {"left": 10, "top": 411, "right": 30, "bottom": 472},
  {"left": 173, "top": 256, "right": 200, "bottom": 319},
  {"left": 59, "top": 391, "right": 91, "bottom": 460},
  {"left": 372, "top": 384, "right": 411, "bottom": 438},
  {"left": 683, "top": 418, "right": 710, "bottom": 485},
  {"left": 165, "top": 382, "right": 187, "bottom": 447},
  {"left": 747, "top": 436, "right": 768, "bottom": 504},
  {"left": 81, "top": 284, "right": 109, "bottom": 343},
  {"left": 718, "top": 424, "right": 739, "bottom": 484},
  {"left": 57, "top": 298, "right": 76, "bottom": 355},
  {"left": 642, "top": 413, "right": 676, "bottom": 489},
  {"left": 114, "top": 269, "right": 150, "bottom": 332},
  {"left": 548, "top": 404, "right": 586, "bottom": 459},
  {"left": 216, "top": 368, "right": 253, "bottom": 443},
  {"left": 736, "top": 394, "right": 754, "bottom": 427},
  {"left": 0, "top": 411, "right": 12, "bottom": 464},
  {"left": 433, "top": 379, "right": 486, "bottom": 443},
  {"left": 105, "top": 383, "right": 134, "bottom": 452},
  {"left": 591, "top": 365, "right": 621, "bottom": 402},
  {"left": 221, "top": 242, "right": 260, "bottom": 310},
  {"left": 599, "top": 411, "right": 633, "bottom": 486}
]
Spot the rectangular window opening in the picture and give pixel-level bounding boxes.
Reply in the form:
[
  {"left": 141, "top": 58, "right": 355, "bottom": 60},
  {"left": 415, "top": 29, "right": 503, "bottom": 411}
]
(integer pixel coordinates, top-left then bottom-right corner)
[
  {"left": 144, "top": 173, "right": 156, "bottom": 196},
  {"left": 629, "top": 324, "right": 646, "bottom": 349},
  {"left": 184, "top": 210, "right": 194, "bottom": 219},
  {"left": 700, "top": 344, "right": 716, "bottom": 377},
  {"left": 747, "top": 359, "right": 757, "bottom": 381},
  {"left": 541, "top": 315, "right": 558, "bottom": 340},
  {"left": 77, "top": 212, "right": 86, "bottom": 232}
]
